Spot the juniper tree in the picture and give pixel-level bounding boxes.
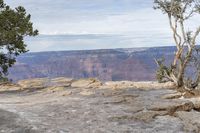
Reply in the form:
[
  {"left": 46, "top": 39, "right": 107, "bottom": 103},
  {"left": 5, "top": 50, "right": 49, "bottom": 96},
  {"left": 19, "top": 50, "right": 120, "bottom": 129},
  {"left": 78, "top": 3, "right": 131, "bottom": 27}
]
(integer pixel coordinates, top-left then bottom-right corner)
[
  {"left": 0, "top": 0, "right": 38, "bottom": 80},
  {"left": 154, "top": 0, "right": 200, "bottom": 89}
]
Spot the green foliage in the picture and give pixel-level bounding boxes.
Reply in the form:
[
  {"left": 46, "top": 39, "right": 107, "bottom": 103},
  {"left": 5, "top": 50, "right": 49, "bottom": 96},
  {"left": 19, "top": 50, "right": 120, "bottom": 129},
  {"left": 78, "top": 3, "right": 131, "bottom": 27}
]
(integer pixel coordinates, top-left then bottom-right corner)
[
  {"left": 155, "top": 57, "right": 173, "bottom": 83},
  {"left": 0, "top": 76, "right": 8, "bottom": 83},
  {"left": 0, "top": 0, "right": 38, "bottom": 79},
  {"left": 154, "top": 0, "right": 200, "bottom": 20}
]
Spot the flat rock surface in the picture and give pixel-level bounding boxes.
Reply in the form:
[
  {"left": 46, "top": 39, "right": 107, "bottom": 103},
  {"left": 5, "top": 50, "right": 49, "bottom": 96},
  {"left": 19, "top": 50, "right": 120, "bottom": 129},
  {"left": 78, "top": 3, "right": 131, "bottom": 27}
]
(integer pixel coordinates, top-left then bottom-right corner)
[{"left": 0, "top": 78, "right": 199, "bottom": 133}]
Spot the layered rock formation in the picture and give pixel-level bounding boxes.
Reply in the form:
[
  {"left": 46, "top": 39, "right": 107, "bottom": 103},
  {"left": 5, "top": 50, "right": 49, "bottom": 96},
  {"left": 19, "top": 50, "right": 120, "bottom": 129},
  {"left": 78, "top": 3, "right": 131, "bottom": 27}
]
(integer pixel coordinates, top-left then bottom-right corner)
[{"left": 8, "top": 46, "right": 176, "bottom": 81}]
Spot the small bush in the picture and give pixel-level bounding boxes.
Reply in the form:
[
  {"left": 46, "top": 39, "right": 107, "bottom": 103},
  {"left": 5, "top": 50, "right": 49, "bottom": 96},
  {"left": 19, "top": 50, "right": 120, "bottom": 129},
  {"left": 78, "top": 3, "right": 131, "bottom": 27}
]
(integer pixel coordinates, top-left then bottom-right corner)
[{"left": 155, "top": 58, "right": 173, "bottom": 83}]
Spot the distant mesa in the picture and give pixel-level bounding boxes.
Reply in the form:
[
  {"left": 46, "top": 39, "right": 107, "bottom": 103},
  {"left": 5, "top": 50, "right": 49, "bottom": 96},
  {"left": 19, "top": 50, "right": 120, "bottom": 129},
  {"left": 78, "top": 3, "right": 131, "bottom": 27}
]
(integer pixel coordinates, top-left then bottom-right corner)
[{"left": 8, "top": 46, "right": 176, "bottom": 82}]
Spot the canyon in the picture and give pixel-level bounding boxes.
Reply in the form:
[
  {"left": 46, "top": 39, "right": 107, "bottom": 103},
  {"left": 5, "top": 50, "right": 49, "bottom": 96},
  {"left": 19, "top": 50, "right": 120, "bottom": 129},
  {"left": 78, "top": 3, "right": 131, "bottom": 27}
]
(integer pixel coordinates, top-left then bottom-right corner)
[{"left": 8, "top": 46, "right": 175, "bottom": 82}]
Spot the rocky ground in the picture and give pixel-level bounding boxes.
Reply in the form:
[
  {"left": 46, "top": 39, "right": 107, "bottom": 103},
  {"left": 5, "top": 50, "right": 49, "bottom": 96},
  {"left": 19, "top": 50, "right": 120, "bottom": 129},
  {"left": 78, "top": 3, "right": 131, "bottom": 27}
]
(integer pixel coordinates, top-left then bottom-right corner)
[{"left": 0, "top": 77, "right": 200, "bottom": 133}]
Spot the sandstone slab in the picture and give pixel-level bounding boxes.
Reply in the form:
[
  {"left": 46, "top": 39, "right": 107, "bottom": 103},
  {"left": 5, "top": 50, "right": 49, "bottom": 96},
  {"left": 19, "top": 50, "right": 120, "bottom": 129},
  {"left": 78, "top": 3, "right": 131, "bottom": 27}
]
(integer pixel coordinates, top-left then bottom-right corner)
[
  {"left": 147, "top": 100, "right": 194, "bottom": 115},
  {"left": 17, "top": 78, "right": 50, "bottom": 90},
  {"left": 71, "top": 78, "right": 102, "bottom": 88},
  {"left": 102, "top": 81, "right": 175, "bottom": 90},
  {"left": 161, "top": 92, "right": 183, "bottom": 99},
  {"left": 17, "top": 77, "right": 74, "bottom": 90},
  {"left": 0, "top": 84, "right": 21, "bottom": 92}
]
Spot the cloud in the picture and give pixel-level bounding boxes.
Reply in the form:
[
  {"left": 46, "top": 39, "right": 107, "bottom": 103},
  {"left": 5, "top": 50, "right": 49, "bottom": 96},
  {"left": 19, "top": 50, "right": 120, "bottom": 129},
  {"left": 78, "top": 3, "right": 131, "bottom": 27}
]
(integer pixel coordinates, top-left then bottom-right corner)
[
  {"left": 25, "top": 33, "right": 173, "bottom": 52},
  {"left": 4, "top": 0, "right": 155, "bottom": 35},
  {"left": 4, "top": 0, "right": 200, "bottom": 51}
]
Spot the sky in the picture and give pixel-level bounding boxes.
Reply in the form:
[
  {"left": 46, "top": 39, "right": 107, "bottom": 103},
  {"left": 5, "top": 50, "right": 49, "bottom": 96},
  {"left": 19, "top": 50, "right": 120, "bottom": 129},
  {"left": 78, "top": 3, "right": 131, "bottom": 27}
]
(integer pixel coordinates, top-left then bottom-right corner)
[{"left": 4, "top": 0, "right": 200, "bottom": 52}]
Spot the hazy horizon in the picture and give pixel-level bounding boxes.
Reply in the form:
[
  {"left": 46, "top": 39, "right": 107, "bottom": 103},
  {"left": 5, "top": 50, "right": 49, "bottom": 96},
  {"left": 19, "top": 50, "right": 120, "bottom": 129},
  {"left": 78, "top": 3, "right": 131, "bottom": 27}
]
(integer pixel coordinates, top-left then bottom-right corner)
[{"left": 5, "top": 0, "right": 200, "bottom": 52}]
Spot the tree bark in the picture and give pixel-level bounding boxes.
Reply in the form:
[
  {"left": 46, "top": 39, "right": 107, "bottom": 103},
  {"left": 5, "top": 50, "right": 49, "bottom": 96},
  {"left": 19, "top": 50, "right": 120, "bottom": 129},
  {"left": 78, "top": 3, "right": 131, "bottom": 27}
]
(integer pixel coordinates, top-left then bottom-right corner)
[{"left": 177, "top": 64, "right": 185, "bottom": 87}]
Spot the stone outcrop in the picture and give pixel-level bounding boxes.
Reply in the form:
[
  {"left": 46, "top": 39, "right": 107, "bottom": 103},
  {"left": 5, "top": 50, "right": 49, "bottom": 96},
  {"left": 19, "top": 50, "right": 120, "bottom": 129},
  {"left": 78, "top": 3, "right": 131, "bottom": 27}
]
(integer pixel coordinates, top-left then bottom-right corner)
[
  {"left": 161, "top": 92, "right": 183, "bottom": 99},
  {"left": 147, "top": 100, "right": 194, "bottom": 115},
  {"left": 0, "top": 83, "right": 21, "bottom": 92},
  {"left": 17, "top": 78, "right": 50, "bottom": 90},
  {"left": 1, "top": 77, "right": 200, "bottom": 132},
  {"left": 17, "top": 77, "right": 74, "bottom": 90},
  {"left": 101, "top": 81, "right": 175, "bottom": 90},
  {"left": 71, "top": 78, "right": 102, "bottom": 88},
  {"left": 14, "top": 77, "right": 175, "bottom": 92}
]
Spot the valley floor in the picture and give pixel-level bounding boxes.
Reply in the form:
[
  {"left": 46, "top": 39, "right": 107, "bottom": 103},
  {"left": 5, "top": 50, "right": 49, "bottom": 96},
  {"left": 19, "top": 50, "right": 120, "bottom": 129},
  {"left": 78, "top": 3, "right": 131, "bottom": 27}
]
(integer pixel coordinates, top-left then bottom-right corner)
[{"left": 0, "top": 78, "right": 200, "bottom": 133}]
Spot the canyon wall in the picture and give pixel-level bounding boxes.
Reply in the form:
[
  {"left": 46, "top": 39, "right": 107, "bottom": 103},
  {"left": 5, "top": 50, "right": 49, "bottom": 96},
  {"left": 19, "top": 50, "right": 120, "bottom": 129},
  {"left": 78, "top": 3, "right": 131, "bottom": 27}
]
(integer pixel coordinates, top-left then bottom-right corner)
[{"left": 8, "top": 46, "right": 175, "bottom": 81}]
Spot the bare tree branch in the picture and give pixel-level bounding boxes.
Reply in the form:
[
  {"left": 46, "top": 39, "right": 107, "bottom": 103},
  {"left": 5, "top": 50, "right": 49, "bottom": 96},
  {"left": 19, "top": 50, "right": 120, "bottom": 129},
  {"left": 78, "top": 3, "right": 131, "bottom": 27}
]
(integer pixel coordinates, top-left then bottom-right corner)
[{"left": 192, "top": 26, "right": 200, "bottom": 46}]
